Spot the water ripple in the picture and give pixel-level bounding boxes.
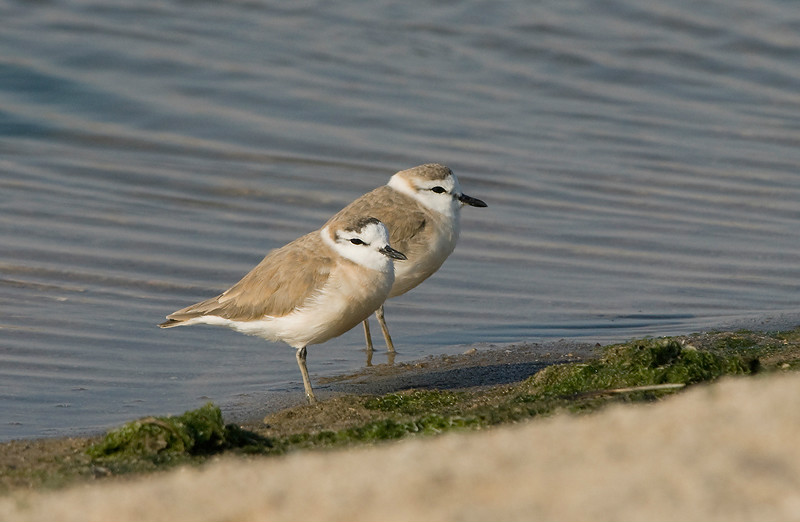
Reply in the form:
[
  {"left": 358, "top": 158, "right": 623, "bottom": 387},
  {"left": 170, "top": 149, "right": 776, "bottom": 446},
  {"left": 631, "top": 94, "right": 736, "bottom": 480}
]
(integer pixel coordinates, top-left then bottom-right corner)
[{"left": 1, "top": 0, "right": 799, "bottom": 440}]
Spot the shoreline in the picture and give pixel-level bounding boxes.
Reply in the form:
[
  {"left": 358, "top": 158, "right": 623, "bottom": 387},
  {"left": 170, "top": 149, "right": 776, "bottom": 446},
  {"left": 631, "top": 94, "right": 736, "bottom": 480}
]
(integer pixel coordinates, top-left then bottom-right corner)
[
  {"left": 2, "top": 327, "right": 800, "bottom": 520},
  {"left": 0, "top": 338, "right": 599, "bottom": 493},
  {"left": 225, "top": 337, "right": 597, "bottom": 427}
]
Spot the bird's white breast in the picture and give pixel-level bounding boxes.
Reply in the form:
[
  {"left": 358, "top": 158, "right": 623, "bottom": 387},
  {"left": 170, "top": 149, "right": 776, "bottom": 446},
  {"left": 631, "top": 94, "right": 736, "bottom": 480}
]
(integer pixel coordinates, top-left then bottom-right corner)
[{"left": 390, "top": 210, "right": 460, "bottom": 298}]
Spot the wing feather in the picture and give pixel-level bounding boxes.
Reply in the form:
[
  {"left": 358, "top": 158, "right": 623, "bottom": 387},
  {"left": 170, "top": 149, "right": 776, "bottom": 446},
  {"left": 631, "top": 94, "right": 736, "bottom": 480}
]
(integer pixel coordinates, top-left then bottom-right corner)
[{"left": 161, "top": 231, "right": 333, "bottom": 325}]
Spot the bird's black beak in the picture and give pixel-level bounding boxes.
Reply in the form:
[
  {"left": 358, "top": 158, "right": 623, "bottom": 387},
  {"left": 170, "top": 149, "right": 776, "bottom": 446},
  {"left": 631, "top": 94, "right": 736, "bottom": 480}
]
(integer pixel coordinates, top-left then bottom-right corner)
[
  {"left": 457, "top": 193, "right": 487, "bottom": 207},
  {"left": 380, "top": 245, "right": 407, "bottom": 261}
]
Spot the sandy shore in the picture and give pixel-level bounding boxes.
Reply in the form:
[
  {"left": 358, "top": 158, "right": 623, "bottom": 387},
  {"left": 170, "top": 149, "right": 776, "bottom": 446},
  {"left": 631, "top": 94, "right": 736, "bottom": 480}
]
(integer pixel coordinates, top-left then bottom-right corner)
[{"left": 2, "top": 368, "right": 799, "bottom": 521}]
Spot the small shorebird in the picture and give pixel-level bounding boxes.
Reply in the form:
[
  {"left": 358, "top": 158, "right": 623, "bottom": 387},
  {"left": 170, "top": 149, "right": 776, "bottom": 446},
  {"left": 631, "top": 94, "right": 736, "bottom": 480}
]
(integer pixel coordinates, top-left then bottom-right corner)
[
  {"left": 158, "top": 215, "right": 406, "bottom": 404},
  {"left": 326, "top": 163, "right": 487, "bottom": 355}
]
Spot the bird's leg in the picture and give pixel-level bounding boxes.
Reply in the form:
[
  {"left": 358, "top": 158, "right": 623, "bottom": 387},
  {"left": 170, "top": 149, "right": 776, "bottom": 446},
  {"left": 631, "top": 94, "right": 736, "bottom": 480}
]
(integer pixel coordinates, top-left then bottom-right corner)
[
  {"left": 295, "top": 346, "right": 317, "bottom": 405},
  {"left": 375, "top": 304, "right": 395, "bottom": 353},
  {"left": 363, "top": 318, "right": 374, "bottom": 353}
]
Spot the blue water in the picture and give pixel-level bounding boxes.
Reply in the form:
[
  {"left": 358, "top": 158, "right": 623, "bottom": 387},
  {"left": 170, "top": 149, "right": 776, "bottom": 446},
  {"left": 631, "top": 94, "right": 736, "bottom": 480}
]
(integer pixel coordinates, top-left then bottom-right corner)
[{"left": 2, "top": 0, "right": 800, "bottom": 441}]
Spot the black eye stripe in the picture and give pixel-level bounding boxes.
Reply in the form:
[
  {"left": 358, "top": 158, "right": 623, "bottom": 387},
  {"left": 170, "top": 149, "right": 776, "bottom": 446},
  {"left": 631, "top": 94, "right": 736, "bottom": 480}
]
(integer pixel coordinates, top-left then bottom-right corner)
[{"left": 335, "top": 233, "right": 368, "bottom": 246}]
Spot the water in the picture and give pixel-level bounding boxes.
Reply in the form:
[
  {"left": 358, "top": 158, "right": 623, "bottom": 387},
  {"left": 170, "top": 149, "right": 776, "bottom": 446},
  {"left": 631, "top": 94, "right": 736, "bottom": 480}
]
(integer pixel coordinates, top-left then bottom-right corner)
[{"left": 2, "top": 0, "right": 799, "bottom": 441}]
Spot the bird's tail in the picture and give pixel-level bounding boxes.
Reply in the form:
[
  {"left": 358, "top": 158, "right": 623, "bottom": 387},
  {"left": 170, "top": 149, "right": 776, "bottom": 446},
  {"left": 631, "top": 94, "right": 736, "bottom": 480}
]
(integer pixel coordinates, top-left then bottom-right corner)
[{"left": 157, "top": 294, "right": 224, "bottom": 328}]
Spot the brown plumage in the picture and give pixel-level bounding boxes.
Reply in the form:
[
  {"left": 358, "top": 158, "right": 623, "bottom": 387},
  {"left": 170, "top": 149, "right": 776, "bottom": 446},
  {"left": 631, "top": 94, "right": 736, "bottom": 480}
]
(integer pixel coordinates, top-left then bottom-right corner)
[
  {"left": 158, "top": 215, "right": 393, "bottom": 327},
  {"left": 326, "top": 185, "right": 430, "bottom": 274},
  {"left": 159, "top": 231, "right": 336, "bottom": 326}
]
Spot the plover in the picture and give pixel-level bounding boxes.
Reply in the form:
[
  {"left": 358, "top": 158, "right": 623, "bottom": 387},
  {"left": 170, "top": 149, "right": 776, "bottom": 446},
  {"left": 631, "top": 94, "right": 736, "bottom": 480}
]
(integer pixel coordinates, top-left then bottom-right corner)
[
  {"left": 325, "top": 163, "right": 486, "bottom": 354},
  {"left": 158, "top": 215, "right": 406, "bottom": 404}
]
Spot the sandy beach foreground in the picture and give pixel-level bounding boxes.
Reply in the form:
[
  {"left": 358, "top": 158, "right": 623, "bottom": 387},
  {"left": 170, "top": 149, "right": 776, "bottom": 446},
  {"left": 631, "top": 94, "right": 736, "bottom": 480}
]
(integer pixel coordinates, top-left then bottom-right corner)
[{"left": 1, "top": 372, "right": 799, "bottom": 521}]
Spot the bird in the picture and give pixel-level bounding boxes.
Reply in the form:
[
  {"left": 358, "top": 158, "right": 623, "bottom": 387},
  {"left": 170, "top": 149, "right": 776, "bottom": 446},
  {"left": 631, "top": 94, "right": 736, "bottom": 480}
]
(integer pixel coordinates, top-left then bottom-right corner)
[
  {"left": 158, "top": 214, "right": 406, "bottom": 404},
  {"left": 324, "top": 163, "right": 487, "bottom": 355}
]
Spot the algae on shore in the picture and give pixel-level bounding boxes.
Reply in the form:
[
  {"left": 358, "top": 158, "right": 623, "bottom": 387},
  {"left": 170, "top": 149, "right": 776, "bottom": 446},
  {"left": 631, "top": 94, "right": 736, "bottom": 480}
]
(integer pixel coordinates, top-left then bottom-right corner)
[{"left": 86, "top": 403, "right": 273, "bottom": 462}]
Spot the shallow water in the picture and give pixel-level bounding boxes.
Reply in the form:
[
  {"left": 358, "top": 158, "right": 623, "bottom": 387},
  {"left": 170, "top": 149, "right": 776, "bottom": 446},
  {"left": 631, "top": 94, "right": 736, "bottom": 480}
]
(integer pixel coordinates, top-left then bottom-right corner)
[{"left": 2, "top": 0, "right": 800, "bottom": 441}]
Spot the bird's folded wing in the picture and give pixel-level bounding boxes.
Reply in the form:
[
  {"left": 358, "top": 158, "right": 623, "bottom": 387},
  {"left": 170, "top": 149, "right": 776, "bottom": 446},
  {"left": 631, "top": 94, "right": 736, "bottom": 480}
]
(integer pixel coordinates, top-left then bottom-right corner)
[{"left": 165, "top": 232, "right": 334, "bottom": 323}]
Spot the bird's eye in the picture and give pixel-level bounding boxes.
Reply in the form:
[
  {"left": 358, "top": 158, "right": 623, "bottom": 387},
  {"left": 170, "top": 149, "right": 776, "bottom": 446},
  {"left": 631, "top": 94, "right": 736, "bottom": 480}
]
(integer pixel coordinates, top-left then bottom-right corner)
[
  {"left": 430, "top": 186, "right": 446, "bottom": 194},
  {"left": 349, "top": 238, "right": 366, "bottom": 245}
]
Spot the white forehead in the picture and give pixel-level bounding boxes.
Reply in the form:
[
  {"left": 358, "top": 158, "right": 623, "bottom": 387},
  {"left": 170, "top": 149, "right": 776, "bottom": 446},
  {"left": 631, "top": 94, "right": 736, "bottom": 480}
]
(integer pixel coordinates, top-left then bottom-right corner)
[
  {"left": 416, "top": 174, "right": 459, "bottom": 192},
  {"left": 337, "top": 220, "right": 390, "bottom": 244}
]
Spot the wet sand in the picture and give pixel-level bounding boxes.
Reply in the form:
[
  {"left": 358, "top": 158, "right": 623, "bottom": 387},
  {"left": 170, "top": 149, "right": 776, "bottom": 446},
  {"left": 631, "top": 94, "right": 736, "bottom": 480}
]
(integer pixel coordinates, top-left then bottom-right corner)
[{"left": 224, "top": 340, "right": 596, "bottom": 427}]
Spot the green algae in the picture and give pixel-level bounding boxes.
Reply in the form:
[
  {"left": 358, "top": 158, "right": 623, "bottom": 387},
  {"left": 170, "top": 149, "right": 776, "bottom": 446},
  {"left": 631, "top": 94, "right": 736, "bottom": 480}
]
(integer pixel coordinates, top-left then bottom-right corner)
[
  {"left": 364, "top": 390, "right": 462, "bottom": 415},
  {"left": 271, "top": 334, "right": 765, "bottom": 449},
  {"left": 519, "top": 337, "right": 759, "bottom": 403},
  {"left": 85, "top": 403, "right": 273, "bottom": 474},
  {"left": 283, "top": 414, "right": 482, "bottom": 449},
  {"left": 87, "top": 403, "right": 229, "bottom": 459}
]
